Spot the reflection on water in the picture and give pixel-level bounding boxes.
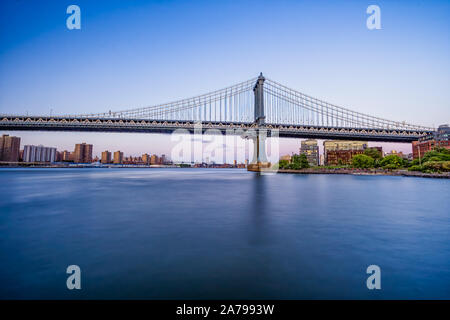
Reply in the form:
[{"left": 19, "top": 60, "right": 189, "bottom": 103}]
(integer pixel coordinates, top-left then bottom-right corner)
[{"left": 0, "top": 168, "right": 449, "bottom": 299}]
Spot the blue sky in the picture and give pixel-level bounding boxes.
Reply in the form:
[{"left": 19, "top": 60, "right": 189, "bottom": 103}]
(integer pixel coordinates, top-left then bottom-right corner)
[{"left": 0, "top": 0, "right": 449, "bottom": 159}]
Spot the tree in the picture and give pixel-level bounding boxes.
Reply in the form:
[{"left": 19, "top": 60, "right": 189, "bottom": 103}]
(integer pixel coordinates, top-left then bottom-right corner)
[
  {"left": 289, "top": 153, "right": 310, "bottom": 169},
  {"left": 379, "top": 154, "right": 405, "bottom": 169},
  {"left": 278, "top": 159, "right": 289, "bottom": 169},
  {"left": 422, "top": 149, "right": 450, "bottom": 162},
  {"left": 297, "top": 154, "right": 310, "bottom": 168},
  {"left": 364, "top": 148, "right": 382, "bottom": 160},
  {"left": 352, "top": 154, "right": 375, "bottom": 168}
]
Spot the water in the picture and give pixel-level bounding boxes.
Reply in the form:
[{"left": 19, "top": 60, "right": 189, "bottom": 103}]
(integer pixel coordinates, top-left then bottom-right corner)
[{"left": 0, "top": 168, "right": 449, "bottom": 299}]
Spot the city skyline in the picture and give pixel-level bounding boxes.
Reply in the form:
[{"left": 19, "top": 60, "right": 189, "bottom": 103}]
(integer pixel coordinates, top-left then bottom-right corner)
[{"left": 1, "top": 132, "right": 422, "bottom": 166}]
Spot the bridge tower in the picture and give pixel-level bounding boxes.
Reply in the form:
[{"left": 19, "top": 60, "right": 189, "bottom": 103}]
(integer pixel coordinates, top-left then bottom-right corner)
[
  {"left": 254, "top": 72, "right": 265, "bottom": 126},
  {"left": 247, "top": 73, "right": 271, "bottom": 172}
]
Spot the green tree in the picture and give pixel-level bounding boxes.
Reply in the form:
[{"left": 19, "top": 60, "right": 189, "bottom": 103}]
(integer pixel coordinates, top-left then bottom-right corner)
[
  {"left": 278, "top": 159, "right": 289, "bottom": 169},
  {"left": 379, "top": 154, "right": 405, "bottom": 169},
  {"left": 422, "top": 149, "right": 450, "bottom": 162},
  {"left": 364, "top": 148, "right": 382, "bottom": 160},
  {"left": 289, "top": 154, "right": 310, "bottom": 169},
  {"left": 352, "top": 154, "right": 375, "bottom": 168},
  {"left": 298, "top": 154, "right": 310, "bottom": 168}
]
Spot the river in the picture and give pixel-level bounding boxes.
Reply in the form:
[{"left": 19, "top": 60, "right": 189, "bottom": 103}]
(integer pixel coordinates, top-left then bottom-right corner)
[{"left": 0, "top": 168, "right": 449, "bottom": 299}]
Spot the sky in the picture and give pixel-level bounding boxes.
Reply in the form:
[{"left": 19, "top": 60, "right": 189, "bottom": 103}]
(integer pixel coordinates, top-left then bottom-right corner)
[{"left": 0, "top": 0, "right": 449, "bottom": 161}]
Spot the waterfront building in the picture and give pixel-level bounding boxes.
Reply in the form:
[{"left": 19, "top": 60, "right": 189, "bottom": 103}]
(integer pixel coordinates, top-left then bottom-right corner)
[
  {"left": 300, "top": 139, "right": 319, "bottom": 166},
  {"left": 142, "top": 153, "right": 150, "bottom": 164},
  {"left": 23, "top": 145, "right": 56, "bottom": 162},
  {"left": 160, "top": 154, "right": 166, "bottom": 164},
  {"left": 323, "top": 140, "right": 368, "bottom": 165},
  {"left": 326, "top": 150, "right": 364, "bottom": 166},
  {"left": 101, "top": 151, "right": 112, "bottom": 164},
  {"left": 62, "top": 150, "right": 73, "bottom": 162},
  {"left": 0, "top": 134, "right": 21, "bottom": 162},
  {"left": 150, "top": 154, "right": 159, "bottom": 165},
  {"left": 113, "top": 151, "right": 123, "bottom": 164},
  {"left": 412, "top": 124, "right": 450, "bottom": 159},
  {"left": 385, "top": 150, "right": 406, "bottom": 159},
  {"left": 73, "top": 143, "right": 93, "bottom": 163}
]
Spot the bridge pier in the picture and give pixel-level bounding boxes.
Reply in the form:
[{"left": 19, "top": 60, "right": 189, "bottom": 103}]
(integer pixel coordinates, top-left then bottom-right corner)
[
  {"left": 246, "top": 129, "right": 271, "bottom": 172},
  {"left": 246, "top": 73, "right": 271, "bottom": 172}
]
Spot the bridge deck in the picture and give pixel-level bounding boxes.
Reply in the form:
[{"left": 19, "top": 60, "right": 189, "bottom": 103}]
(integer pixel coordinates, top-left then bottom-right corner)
[{"left": 0, "top": 116, "right": 432, "bottom": 142}]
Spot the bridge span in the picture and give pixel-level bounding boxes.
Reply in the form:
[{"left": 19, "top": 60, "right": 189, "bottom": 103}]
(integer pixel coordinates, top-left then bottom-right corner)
[{"left": 0, "top": 73, "right": 434, "bottom": 142}]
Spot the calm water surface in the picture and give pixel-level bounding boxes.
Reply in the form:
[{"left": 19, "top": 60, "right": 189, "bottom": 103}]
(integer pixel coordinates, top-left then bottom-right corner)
[{"left": 0, "top": 168, "right": 449, "bottom": 299}]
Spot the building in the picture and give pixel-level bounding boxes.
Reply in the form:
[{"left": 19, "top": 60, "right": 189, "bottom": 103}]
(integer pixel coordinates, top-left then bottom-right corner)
[
  {"left": 436, "top": 124, "right": 450, "bottom": 141},
  {"left": 326, "top": 149, "right": 365, "bottom": 165},
  {"left": 142, "top": 153, "right": 150, "bottom": 164},
  {"left": 23, "top": 145, "right": 56, "bottom": 162},
  {"left": 160, "top": 154, "right": 167, "bottom": 164},
  {"left": 62, "top": 150, "right": 73, "bottom": 162},
  {"left": 385, "top": 150, "right": 406, "bottom": 159},
  {"left": 55, "top": 151, "right": 62, "bottom": 162},
  {"left": 412, "top": 124, "right": 450, "bottom": 159},
  {"left": 113, "top": 151, "right": 123, "bottom": 164},
  {"left": 101, "top": 151, "right": 111, "bottom": 164},
  {"left": 279, "top": 154, "right": 292, "bottom": 162},
  {"left": 323, "top": 140, "right": 368, "bottom": 165},
  {"left": 150, "top": 154, "right": 159, "bottom": 165},
  {"left": 300, "top": 139, "right": 319, "bottom": 166},
  {"left": 73, "top": 143, "right": 93, "bottom": 163},
  {"left": 0, "top": 134, "right": 21, "bottom": 162}
]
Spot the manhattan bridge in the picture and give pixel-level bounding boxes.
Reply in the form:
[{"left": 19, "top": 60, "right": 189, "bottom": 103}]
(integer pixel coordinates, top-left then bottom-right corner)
[
  {"left": 0, "top": 73, "right": 434, "bottom": 139},
  {"left": 0, "top": 73, "right": 435, "bottom": 167}
]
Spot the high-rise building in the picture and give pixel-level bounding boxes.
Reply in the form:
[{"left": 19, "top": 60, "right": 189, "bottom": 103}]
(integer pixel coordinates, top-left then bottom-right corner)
[
  {"left": 300, "top": 139, "right": 319, "bottom": 166},
  {"left": 160, "top": 154, "right": 166, "bottom": 164},
  {"left": 73, "top": 143, "right": 93, "bottom": 163},
  {"left": 323, "top": 140, "right": 368, "bottom": 165},
  {"left": 113, "top": 151, "right": 123, "bottom": 164},
  {"left": 0, "top": 134, "right": 21, "bottom": 162},
  {"left": 101, "top": 151, "right": 112, "bottom": 164},
  {"left": 62, "top": 150, "right": 73, "bottom": 162},
  {"left": 150, "top": 154, "right": 159, "bottom": 165},
  {"left": 142, "top": 153, "right": 150, "bottom": 164},
  {"left": 23, "top": 145, "right": 56, "bottom": 162}
]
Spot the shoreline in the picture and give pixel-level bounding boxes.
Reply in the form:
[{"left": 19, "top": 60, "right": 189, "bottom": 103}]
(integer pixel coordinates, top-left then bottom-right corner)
[
  {"left": 276, "top": 168, "right": 450, "bottom": 179},
  {"left": 0, "top": 164, "right": 448, "bottom": 178}
]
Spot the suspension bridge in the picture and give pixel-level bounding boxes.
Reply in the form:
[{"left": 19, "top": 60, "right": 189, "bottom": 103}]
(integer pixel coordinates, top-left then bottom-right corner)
[
  {"left": 0, "top": 73, "right": 433, "bottom": 139},
  {"left": 0, "top": 73, "right": 435, "bottom": 169}
]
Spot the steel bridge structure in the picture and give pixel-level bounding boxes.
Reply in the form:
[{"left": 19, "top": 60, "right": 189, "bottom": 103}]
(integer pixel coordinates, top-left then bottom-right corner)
[{"left": 0, "top": 73, "right": 434, "bottom": 143}]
